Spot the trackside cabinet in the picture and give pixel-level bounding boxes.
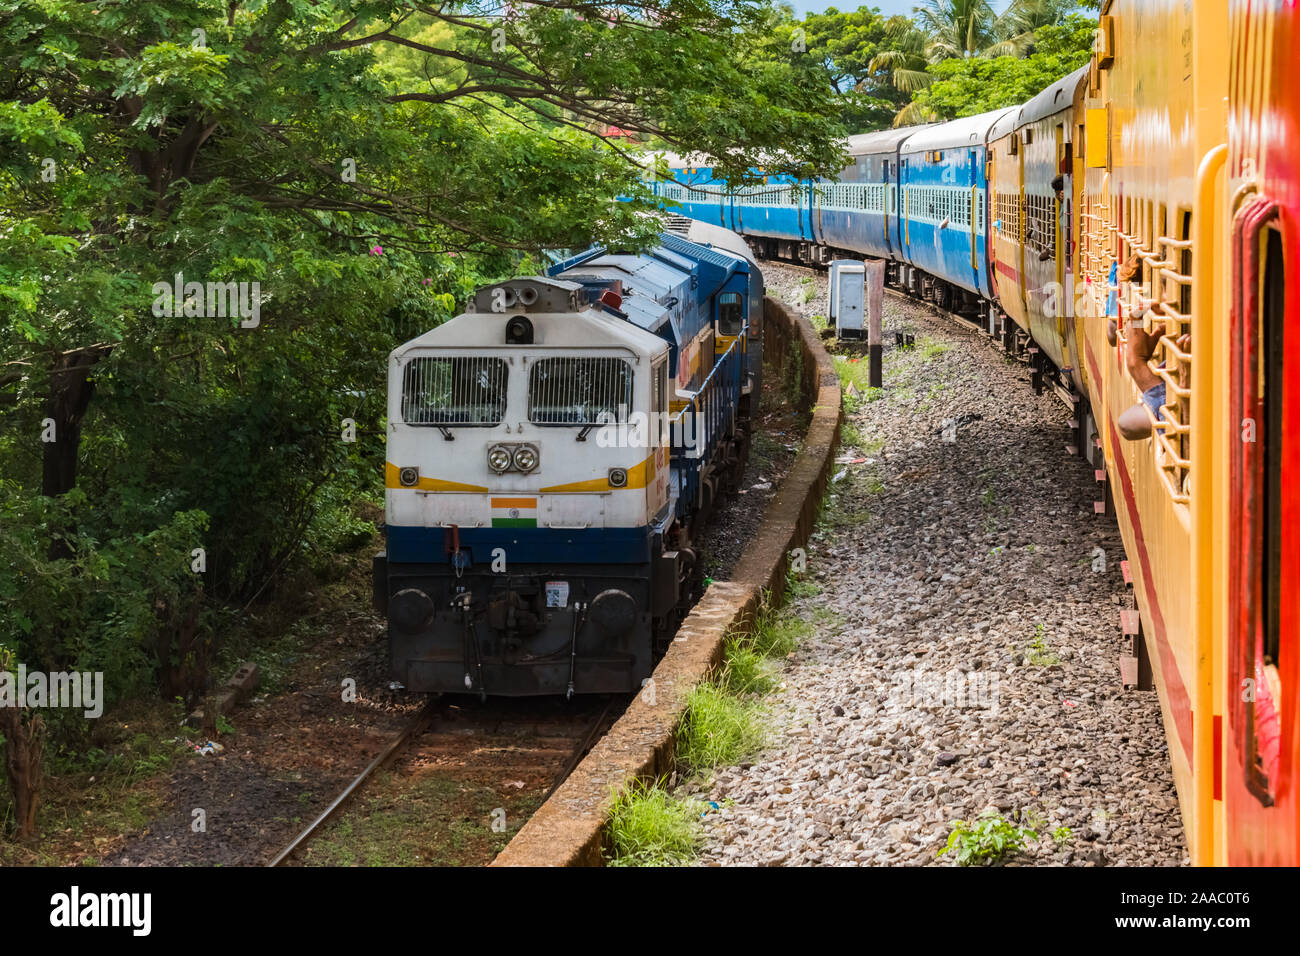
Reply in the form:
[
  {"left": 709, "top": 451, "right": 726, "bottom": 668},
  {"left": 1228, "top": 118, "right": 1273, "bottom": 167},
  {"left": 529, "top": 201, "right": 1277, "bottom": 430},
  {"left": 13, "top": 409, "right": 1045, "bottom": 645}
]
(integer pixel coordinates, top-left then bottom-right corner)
[{"left": 828, "top": 260, "right": 866, "bottom": 339}]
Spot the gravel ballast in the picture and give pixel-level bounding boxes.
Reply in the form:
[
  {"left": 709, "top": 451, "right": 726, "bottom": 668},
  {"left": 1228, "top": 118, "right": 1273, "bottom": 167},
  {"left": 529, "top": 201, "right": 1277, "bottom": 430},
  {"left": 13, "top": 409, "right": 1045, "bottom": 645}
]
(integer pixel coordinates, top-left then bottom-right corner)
[{"left": 685, "top": 261, "right": 1187, "bottom": 867}]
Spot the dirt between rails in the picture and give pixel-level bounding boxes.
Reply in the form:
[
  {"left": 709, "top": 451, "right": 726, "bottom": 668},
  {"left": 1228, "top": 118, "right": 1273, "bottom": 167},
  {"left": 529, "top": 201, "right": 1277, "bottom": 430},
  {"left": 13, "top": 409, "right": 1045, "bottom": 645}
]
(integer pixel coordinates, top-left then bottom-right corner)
[{"left": 70, "top": 353, "right": 799, "bottom": 868}]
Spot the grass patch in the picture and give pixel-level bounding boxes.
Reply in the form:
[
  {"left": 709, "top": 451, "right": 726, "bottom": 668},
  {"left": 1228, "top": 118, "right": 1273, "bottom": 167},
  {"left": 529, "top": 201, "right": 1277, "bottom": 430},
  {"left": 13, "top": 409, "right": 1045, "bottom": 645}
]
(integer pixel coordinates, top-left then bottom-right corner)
[
  {"left": 751, "top": 605, "right": 811, "bottom": 658},
  {"left": 786, "top": 572, "right": 821, "bottom": 601},
  {"left": 605, "top": 778, "right": 703, "bottom": 867},
  {"left": 302, "top": 772, "right": 539, "bottom": 867},
  {"left": 675, "top": 683, "right": 765, "bottom": 774},
  {"left": 827, "top": 508, "right": 872, "bottom": 530},
  {"left": 822, "top": 469, "right": 881, "bottom": 529},
  {"left": 602, "top": 592, "right": 817, "bottom": 865},
  {"left": 797, "top": 275, "right": 817, "bottom": 304},
  {"left": 920, "top": 338, "right": 950, "bottom": 361},
  {"left": 833, "top": 354, "right": 873, "bottom": 394},
  {"left": 719, "top": 638, "right": 778, "bottom": 696}
]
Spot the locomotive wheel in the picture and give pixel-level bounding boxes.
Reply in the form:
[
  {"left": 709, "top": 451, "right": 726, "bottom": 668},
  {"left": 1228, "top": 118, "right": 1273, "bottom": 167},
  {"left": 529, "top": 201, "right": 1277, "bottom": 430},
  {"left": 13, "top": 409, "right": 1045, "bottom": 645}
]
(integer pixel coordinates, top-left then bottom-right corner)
[{"left": 677, "top": 547, "right": 703, "bottom": 607}]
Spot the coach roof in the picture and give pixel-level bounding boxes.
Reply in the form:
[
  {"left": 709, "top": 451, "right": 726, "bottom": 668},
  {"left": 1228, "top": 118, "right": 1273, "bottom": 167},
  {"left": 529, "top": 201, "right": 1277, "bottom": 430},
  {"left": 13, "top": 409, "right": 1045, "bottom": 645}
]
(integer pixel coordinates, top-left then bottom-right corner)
[
  {"left": 845, "top": 126, "right": 929, "bottom": 157},
  {"left": 901, "top": 107, "right": 1017, "bottom": 154}
]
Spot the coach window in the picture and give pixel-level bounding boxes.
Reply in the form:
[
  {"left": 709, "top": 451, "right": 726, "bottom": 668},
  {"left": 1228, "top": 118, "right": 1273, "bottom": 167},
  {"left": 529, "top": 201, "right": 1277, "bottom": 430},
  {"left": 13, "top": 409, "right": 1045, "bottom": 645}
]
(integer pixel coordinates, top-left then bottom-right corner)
[
  {"left": 717, "top": 292, "right": 745, "bottom": 336},
  {"left": 528, "top": 356, "right": 633, "bottom": 425},
  {"left": 1177, "top": 210, "right": 1193, "bottom": 317},
  {"left": 401, "top": 356, "right": 507, "bottom": 426}
]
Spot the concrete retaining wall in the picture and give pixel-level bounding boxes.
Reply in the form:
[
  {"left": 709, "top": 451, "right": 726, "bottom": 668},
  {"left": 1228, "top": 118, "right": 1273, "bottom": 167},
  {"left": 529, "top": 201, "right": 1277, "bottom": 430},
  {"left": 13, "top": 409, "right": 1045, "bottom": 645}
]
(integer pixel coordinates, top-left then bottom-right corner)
[{"left": 492, "top": 298, "right": 842, "bottom": 867}]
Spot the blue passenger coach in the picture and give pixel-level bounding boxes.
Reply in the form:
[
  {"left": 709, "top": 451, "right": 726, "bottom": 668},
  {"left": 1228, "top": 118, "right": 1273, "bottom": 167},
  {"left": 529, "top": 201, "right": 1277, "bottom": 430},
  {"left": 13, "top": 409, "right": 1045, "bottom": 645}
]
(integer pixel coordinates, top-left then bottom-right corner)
[
  {"left": 815, "top": 128, "right": 921, "bottom": 262},
  {"left": 896, "top": 108, "right": 1013, "bottom": 305}
]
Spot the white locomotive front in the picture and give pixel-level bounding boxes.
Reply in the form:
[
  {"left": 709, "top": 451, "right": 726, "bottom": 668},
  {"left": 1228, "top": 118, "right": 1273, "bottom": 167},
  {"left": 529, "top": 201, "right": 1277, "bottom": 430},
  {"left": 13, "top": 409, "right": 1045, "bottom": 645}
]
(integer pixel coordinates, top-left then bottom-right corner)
[{"left": 374, "top": 225, "right": 761, "bottom": 696}]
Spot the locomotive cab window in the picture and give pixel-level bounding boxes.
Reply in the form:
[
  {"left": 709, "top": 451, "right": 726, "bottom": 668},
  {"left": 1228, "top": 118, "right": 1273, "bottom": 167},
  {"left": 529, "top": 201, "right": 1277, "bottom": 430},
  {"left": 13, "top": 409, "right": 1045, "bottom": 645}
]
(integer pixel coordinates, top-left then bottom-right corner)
[
  {"left": 401, "top": 356, "right": 507, "bottom": 426},
  {"left": 528, "top": 356, "right": 634, "bottom": 425},
  {"left": 717, "top": 292, "right": 745, "bottom": 336}
]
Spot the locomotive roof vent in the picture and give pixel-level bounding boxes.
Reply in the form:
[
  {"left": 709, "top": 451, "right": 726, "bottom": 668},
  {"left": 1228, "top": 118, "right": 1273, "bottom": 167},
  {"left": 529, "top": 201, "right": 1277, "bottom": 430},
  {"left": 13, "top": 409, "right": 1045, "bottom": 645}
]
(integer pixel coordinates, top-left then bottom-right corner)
[{"left": 473, "top": 277, "right": 584, "bottom": 314}]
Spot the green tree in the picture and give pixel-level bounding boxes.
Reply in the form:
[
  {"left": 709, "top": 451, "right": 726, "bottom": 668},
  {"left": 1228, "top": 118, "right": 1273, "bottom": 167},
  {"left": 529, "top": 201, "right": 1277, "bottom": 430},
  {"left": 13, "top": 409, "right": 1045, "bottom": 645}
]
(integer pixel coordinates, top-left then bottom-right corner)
[
  {"left": 906, "top": 13, "right": 1096, "bottom": 121},
  {"left": 748, "top": 5, "right": 910, "bottom": 132},
  {"left": 0, "top": 1, "right": 848, "bottom": 702}
]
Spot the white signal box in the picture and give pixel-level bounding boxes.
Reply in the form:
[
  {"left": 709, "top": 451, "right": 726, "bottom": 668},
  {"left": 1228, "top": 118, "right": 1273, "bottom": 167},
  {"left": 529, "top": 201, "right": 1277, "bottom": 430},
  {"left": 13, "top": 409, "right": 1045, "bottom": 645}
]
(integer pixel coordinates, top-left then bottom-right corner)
[{"left": 828, "top": 260, "right": 866, "bottom": 339}]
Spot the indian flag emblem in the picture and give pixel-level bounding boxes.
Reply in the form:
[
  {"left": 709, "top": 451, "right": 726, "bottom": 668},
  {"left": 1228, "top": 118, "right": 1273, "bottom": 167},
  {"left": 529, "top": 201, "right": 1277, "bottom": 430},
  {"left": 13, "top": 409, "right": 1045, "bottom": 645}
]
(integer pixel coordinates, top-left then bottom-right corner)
[{"left": 491, "top": 497, "right": 537, "bottom": 528}]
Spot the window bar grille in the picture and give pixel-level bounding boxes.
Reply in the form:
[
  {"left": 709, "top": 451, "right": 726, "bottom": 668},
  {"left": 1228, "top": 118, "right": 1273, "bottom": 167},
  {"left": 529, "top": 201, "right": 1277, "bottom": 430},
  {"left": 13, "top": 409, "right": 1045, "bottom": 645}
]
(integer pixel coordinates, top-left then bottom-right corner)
[
  {"left": 401, "top": 357, "right": 507, "bottom": 425},
  {"left": 528, "top": 357, "right": 632, "bottom": 424}
]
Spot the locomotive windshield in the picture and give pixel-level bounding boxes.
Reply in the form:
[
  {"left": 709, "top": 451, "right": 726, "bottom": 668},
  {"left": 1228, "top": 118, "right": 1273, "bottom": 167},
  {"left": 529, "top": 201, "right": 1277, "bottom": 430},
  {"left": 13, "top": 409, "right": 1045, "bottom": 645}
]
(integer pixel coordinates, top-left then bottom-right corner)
[
  {"left": 401, "top": 356, "right": 507, "bottom": 426},
  {"left": 717, "top": 292, "right": 744, "bottom": 336},
  {"left": 528, "top": 356, "right": 633, "bottom": 424}
]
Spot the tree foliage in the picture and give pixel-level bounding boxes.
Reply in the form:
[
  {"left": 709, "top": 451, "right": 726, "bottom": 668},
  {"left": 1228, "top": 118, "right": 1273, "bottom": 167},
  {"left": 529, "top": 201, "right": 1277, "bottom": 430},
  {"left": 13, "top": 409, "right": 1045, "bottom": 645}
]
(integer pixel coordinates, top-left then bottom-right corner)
[
  {"left": 750, "top": 3, "right": 1099, "bottom": 132},
  {"left": 906, "top": 13, "right": 1096, "bottom": 121},
  {"left": 0, "top": 0, "right": 849, "bottom": 739}
]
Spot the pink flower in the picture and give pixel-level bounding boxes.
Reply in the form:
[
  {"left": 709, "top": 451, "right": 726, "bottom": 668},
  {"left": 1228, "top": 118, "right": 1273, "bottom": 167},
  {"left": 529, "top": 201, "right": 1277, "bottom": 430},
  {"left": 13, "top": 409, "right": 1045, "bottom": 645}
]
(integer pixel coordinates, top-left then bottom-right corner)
[
  {"left": 422, "top": 278, "right": 432, "bottom": 286},
  {"left": 369, "top": 245, "right": 383, "bottom": 256}
]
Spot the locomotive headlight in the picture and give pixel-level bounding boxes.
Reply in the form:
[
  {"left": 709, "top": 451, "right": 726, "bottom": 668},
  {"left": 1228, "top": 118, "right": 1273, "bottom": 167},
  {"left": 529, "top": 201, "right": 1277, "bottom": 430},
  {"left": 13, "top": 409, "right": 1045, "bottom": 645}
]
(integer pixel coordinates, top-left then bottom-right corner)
[
  {"left": 399, "top": 466, "right": 419, "bottom": 487},
  {"left": 487, "top": 445, "right": 513, "bottom": 474},
  {"left": 608, "top": 467, "right": 628, "bottom": 488},
  {"left": 512, "top": 444, "right": 539, "bottom": 473}
]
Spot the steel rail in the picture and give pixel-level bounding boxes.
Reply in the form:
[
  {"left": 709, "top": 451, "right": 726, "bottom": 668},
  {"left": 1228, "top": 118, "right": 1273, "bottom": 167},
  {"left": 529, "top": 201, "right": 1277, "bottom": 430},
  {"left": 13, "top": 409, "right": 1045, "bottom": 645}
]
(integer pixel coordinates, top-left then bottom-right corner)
[{"left": 266, "top": 699, "right": 439, "bottom": 867}]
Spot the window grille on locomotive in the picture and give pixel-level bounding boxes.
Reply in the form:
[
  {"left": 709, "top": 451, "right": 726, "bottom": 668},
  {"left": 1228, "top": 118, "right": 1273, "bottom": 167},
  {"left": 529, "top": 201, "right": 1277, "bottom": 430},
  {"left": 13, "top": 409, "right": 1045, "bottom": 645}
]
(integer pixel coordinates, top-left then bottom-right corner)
[
  {"left": 401, "top": 356, "right": 508, "bottom": 425},
  {"left": 528, "top": 356, "right": 634, "bottom": 424}
]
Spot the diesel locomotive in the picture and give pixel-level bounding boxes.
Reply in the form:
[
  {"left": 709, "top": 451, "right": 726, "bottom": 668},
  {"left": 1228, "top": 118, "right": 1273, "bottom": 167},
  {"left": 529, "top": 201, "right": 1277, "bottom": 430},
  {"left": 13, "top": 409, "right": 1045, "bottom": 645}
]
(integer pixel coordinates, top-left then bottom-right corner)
[{"left": 373, "top": 221, "right": 763, "bottom": 697}]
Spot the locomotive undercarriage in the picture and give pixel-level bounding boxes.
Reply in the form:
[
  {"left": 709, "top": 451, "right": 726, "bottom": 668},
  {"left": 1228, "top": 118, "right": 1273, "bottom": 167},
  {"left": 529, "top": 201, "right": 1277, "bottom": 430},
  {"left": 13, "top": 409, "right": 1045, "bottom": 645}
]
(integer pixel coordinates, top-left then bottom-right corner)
[{"left": 380, "top": 559, "right": 665, "bottom": 697}]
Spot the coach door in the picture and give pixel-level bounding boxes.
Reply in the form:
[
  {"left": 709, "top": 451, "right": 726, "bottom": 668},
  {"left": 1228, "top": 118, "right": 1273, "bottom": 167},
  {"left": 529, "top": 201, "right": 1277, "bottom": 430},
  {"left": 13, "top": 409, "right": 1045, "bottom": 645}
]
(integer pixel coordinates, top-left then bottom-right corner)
[{"left": 1228, "top": 200, "right": 1292, "bottom": 859}]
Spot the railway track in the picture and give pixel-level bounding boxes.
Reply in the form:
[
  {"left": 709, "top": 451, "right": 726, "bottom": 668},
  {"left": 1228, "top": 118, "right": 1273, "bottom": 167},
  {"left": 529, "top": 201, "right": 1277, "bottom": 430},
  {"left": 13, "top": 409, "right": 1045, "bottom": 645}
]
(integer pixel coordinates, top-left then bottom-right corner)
[{"left": 266, "top": 694, "right": 623, "bottom": 867}]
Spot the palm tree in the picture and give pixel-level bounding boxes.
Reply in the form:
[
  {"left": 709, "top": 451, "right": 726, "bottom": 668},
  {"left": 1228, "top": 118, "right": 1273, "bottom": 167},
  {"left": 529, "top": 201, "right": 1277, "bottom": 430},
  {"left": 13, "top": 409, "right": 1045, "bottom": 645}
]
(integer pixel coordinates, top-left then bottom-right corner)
[
  {"left": 873, "top": 0, "right": 1078, "bottom": 126},
  {"left": 864, "top": 18, "right": 934, "bottom": 95},
  {"left": 915, "top": 0, "right": 1061, "bottom": 60}
]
